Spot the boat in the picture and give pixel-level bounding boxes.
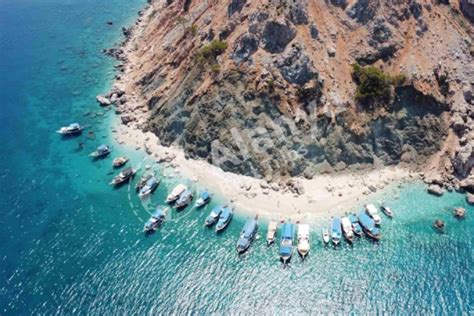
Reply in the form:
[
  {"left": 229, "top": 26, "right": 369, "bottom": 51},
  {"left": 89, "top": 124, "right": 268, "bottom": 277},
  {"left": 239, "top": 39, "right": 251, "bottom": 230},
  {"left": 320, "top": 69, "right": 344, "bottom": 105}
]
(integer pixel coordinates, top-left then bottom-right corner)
[
  {"left": 195, "top": 190, "right": 211, "bottom": 207},
  {"left": 216, "top": 206, "right": 233, "bottom": 232},
  {"left": 175, "top": 190, "right": 193, "bottom": 209},
  {"left": 110, "top": 167, "right": 136, "bottom": 186},
  {"left": 358, "top": 212, "right": 381, "bottom": 240},
  {"left": 138, "top": 176, "right": 160, "bottom": 198},
  {"left": 341, "top": 216, "right": 354, "bottom": 243},
  {"left": 331, "top": 217, "right": 342, "bottom": 246},
  {"left": 365, "top": 204, "right": 382, "bottom": 226},
  {"left": 266, "top": 221, "right": 278, "bottom": 246},
  {"left": 57, "top": 123, "right": 83, "bottom": 136},
  {"left": 143, "top": 207, "right": 167, "bottom": 232},
  {"left": 236, "top": 218, "right": 259, "bottom": 254},
  {"left": 297, "top": 224, "right": 310, "bottom": 258},
  {"left": 381, "top": 205, "right": 394, "bottom": 218},
  {"left": 205, "top": 206, "right": 222, "bottom": 226},
  {"left": 279, "top": 222, "right": 295, "bottom": 264},
  {"left": 165, "top": 184, "right": 187, "bottom": 203},
  {"left": 89, "top": 144, "right": 111, "bottom": 158},
  {"left": 348, "top": 213, "right": 363, "bottom": 236},
  {"left": 112, "top": 156, "right": 128, "bottom": 168},
  {"left": 136, "top": 174, "right": 152, "bottom": 193},
  {"left": 322, "top": 228, "right": 330, "bottom": 244}
]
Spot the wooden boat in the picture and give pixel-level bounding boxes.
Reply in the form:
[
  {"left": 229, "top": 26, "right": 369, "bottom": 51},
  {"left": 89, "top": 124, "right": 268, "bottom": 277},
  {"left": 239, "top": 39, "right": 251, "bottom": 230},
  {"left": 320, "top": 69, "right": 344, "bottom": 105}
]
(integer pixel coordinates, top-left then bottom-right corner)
[
  {"left": 57, "top": 123, "right": 83, "bottom": 136},
  {"left": 279, "top": 222, "right": 295, "bottom": 264},
  {"left": 358, "top": 212, "right": 381, "bottom": 240},
  {"left": 195, "top": 190, "right": 211, "bottom": 207},
  {"left": 266, "top": 220, "right": 278, "bottom": 246},
  {"left": 89, "top": 144, "right": 111, "bottom": 158},
  {"left": 138, "top": 176, "right": 160, "bottom": 198},
  {"left": 112, "top": 156, "right": 128, "bottom": 168},
  {"left": 205, "top": 206, "right": 222, "bottom": 227},
  {"left": 166, "top": 184, "right": 187, "bottom": 204},
  {"left": 365, "top": 204, "right": 382, "bottom": 226},
  {"left": 136, "top": 174, "right": 152, "bottom": 193},
  {"left": 236, "top": 218, "right": 259, "bottom": 254},
  {"left": 341, "top": 216, "right": 354, "bottom": 243},
  {"left": 110, "top": 167, "right": 136, "bottom": 186},
  {"left": 216, "top": 206, "right": 233, "bottom": 232},
  {"left": 175, "top": 190, "right": 193, "bottom": 209},
  {"left": 348, "top": 213, "right": 363, "bottom": 236},
  {"left": 144, "top": 207, "right": 167, "bottom": 233},
  {"left": 331, "top": 217, "right": 342, "bottom": 246},
  {"left": 297, "top": 224, "right": 310, "bottom": 258}
]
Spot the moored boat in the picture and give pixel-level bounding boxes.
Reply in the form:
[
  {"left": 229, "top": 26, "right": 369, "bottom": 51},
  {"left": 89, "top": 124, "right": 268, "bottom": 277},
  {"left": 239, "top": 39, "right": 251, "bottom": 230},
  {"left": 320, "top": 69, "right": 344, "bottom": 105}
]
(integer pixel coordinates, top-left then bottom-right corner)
[
  {"left": 110, "top": 167, "right": 136, "bottom": 186},
  {"left": 138, "top": 176, "right": 160, "bottom": 198},
  {"left": 205, "top": 206, "right": 222, "bottom": 227},
  {"left": 136, "top": 174, "right": 152, "bottom": 193},
  {"left": 381, "top": 205, "right": 394, "bottom": 218},
  {"left": 175, "top": 190, "right": 193, "bottom": 209},
  {"left": 322, "top": 228, "right": 330, "bottom": 244},
  {"left": 266, "top": 220, "right": 278, "bottom": 246},
  {"left": 279, "top": 222, "right": 295, "bottom": 264},
  {"left": 236, "top": 218, "right": 259, "bottom": 254},
  {"left": 348, "top": 213, "right": 363, "bottom": 236},
  {"left": 112, "top": 156, "right": 128, "bottom": 168},
  {"left": 195, "top": 190, "right": 211, "bottom": 207},
  {"left": 341, "top": 216, "right": 354, "bottom": 243},
  {"left": 144, "top": 207, "right": 167, "bottom": 233},
  {"left": 89, "top": 144, "right": 111, "bottom": 158},
  {"left": 57, "top": 123, "right": 83, "bottom": 136},
  {"left": 166, "top": 184, "right": 187, "bottom": 204},
  {"left": 365, "top": 204, "right": 382, "bottom": 226},
  {"left": 358, "top": 212, "right": 381, "bottom": 240},
  {"left": 216, "top": 206, "right": 233, "bottom": 232},
  {"left": 331, "top": 217, "right": 342, "bottom": 246},
  {"left": 297, "top": 224, "right": 310, "bottom": 258}
]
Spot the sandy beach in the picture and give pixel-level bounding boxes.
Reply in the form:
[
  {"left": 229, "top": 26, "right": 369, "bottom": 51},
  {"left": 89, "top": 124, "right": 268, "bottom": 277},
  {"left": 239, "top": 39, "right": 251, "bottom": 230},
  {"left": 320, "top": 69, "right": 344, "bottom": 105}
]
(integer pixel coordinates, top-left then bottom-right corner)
[{"left": 111, "top": 119, "right": 419, "bottom": 221}]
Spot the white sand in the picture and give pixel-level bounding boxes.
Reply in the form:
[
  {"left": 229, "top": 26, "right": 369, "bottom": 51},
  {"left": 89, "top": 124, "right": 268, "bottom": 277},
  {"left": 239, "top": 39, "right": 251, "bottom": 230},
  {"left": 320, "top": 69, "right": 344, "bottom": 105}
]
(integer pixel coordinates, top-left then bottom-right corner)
[{"left": 111, "top": 120, "right": 418, "bottom": 221}]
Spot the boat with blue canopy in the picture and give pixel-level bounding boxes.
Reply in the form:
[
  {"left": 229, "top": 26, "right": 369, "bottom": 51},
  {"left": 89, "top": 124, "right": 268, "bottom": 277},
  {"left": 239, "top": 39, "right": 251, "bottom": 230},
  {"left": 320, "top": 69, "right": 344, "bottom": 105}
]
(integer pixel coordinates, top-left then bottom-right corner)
[
  {"left": 89, "top": 144, "right": 111, "bottom": 158},
  {"left": 236, "top": 218, "right": 258, "bottom": 254},
  {"left": 348, "top": 213, "right": 363, "bottom": 236},
  {"left": 358, "top": 212, "right": 381, "bottom": 240},
  {"left": 216, "top": 206, "right": 233, "bottom": 232},
  {"left": 195, "top": 190, "right": 211, "bottom": 207},
  {"left": 279, "top": 222, "right": 295, "bottom": 264},
  {"left": 205, "top": 206, "right": 222, "bottom": 227},
  {"left": 138, "top": 176, "right": 160, "bottom": 198},
  {"left": 144, "top": 207, "right": 167, "bottom": 233},
  {"left": 331, "top": 217, "right": 342, "bottom": 246}
]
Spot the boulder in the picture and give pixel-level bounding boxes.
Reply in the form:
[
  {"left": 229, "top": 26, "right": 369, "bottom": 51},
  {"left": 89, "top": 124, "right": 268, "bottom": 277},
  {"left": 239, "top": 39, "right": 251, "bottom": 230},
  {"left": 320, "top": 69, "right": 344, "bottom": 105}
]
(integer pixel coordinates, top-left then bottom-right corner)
[
  {"left": 262, "top": 19, "right": 296, "bottom": 53},
  {"left": 327, "top": 47, "right": 336, "bottom": 57},
  {"left": 96, "top": 95, "right": 111, "bottom": 106},
  {"left": 309, "top": 23, "right": 319, "bottom": 39},
  {"left": 460, "top": 0, "right": 474, "bottom": 23},
  {"left": 460, "top": 176, "right": 474, "bottom": 193},
  {"left": 120, "top": 114, "right": 135, "bottom": 125},
  {"left": 228, "top": 0, "right": 246, "bottom": 17},
  {"left": 288, "top": 2, "right": 308, "bottom": 25},
  {"left": 451, "top": 112, "right": 466, "bottom": 133},
  {"left": 329, "top": 0, "right": 347, "bottom": 9},
  {"left": 452, "top": 145, "right": 474, "bottom": 177},
  {"left": 427, "top": 184, "right": 443, "bottom": 196},
  {"left": 347, "top": 0, "right": 378, "bottom": 24},
  {"left": 276, "top": 44, "right": 316, "bottom": 85},
  {"left": 232, "top": 33, "right": 259, "bottom": 62},
  {"left": 467, "top": 192, "right": 474, "bottom": 205}
]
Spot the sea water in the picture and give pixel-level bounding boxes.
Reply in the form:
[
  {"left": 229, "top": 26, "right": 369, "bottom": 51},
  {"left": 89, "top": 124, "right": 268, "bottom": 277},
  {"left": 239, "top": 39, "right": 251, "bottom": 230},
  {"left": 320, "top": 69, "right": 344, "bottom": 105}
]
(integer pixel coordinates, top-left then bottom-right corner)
[{"left": 0, "top": 0, "right": 472, "bottom": 314}]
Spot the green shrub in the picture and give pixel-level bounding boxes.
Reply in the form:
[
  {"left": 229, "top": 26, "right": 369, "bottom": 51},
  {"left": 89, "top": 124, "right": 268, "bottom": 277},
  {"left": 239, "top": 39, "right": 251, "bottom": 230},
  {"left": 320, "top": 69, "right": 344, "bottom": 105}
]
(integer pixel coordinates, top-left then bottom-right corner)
[
  {"left": 210, "top": 63, "right": 220, "bottom": 73},
  {"left": 196, "top": 40, "right": 228, "bottom": 71},
  {"left": 352, "top": 64, "right": 406, "bottom": 105},
  {"left": 186, "top": 24, "right": 198, "bottom": 37}
]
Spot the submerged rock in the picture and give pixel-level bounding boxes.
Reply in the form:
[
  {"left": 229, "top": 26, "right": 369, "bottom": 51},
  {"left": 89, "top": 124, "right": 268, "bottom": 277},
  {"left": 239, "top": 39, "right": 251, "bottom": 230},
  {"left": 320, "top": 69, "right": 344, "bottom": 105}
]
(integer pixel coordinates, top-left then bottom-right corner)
[
  {"left": 427, "top": 184, "right": 443, "bottom": 196},
  {"left": 96, "top": 95, "right": 111, "bottom": 106}
]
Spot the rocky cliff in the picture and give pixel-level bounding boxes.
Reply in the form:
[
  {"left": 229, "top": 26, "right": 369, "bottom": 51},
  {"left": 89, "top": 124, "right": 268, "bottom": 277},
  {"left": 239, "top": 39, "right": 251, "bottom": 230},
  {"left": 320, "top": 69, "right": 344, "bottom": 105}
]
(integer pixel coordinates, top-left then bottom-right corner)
[{"left": 109, "top": 0, "right": 474, "bottom": 187}]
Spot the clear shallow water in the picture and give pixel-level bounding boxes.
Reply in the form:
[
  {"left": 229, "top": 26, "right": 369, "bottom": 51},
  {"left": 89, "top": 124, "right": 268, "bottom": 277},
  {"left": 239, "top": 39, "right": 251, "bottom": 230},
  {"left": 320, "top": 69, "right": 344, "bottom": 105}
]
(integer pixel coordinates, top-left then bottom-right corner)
[{"left": 0, "top": 0, "right": 473, "bottom": 314}]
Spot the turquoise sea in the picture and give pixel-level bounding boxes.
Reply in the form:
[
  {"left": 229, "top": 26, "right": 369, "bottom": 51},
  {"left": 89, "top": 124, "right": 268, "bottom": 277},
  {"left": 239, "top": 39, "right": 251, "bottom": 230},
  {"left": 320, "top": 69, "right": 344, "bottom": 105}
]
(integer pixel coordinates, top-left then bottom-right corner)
[{"left": 0, "top": 0, "right": 472, "bottom": 314}]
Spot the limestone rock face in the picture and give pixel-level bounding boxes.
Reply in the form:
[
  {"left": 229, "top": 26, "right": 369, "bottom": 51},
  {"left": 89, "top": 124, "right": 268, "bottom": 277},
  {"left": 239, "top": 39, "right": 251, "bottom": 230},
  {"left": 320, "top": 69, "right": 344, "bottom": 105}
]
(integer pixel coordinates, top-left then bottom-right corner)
[
  {"left": 262, "top": 19, "right": 296, "bottom": 53},
  {"left": 277, "top": 44, "right": 316, "bottom": 85},
  {"left": 460, "top": 0, "right": 474, "bottom": 23},
  {"left": 227, "top": 0, "right": 246, "bottom": 17}
]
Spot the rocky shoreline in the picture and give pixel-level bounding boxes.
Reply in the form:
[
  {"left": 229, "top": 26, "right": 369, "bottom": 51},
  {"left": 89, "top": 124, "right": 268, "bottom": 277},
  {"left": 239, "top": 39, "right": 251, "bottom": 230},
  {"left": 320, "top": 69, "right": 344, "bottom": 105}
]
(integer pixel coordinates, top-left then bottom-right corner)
[{"left": 100, "top": 0, "right": 474, "bottom": 208}]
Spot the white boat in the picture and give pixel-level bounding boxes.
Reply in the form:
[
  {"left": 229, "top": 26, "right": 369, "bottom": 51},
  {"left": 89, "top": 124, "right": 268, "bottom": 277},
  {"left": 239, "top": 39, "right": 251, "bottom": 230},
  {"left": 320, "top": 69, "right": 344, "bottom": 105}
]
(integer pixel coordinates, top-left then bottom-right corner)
[
  {"left": 57, "top": 123, "right": 83, "bottom": 136},
  {"left": 365, "top": 204, "right": 382, "bottom": 226},
  {"left": 341, "top": 216, "right": 354, "bottom": 243},
  {"left": 322, "top": 228, "right": 330, "bottom": 244},
  {"left": 381, "top": 205, "right": 394, "bottom": 218},
  {"left": 297, "top": 224, "right": 310, "bottom": 258},
  {"left": 266, "top": 221, "right": 278, "bottom": 246},
  {"left": 166, "top": 184, "right": 187, "bottom": 203}
]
